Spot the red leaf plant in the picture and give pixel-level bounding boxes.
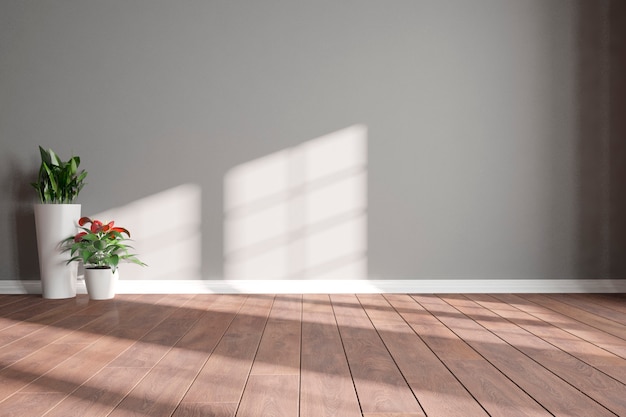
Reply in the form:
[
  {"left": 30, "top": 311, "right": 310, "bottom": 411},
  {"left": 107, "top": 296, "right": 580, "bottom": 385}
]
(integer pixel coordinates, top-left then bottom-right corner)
[{"left": 63, "top": 216, "right": 146, "bottom": 271}]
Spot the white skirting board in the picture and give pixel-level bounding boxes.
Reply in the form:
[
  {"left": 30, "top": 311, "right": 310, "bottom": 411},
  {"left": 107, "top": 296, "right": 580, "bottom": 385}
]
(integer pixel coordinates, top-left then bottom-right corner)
[{"left": 1, "top": 279, "right": 625, "bottom": 294}]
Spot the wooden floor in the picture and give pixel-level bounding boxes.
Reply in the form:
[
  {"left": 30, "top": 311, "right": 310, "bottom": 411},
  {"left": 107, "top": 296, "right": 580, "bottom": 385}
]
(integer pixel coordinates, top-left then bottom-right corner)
[{"left": 0, "top": 293, "right": 624, "bottom": 417}]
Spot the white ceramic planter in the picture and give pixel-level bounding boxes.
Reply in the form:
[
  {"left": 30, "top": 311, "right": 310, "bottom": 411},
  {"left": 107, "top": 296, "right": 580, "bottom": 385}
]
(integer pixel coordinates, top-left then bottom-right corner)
[
  {"left": 34, "top": 204, "right": 81, "bottom": 299},
  {"left": 84, "top": 267, "right": 119, "bottom": 300}
]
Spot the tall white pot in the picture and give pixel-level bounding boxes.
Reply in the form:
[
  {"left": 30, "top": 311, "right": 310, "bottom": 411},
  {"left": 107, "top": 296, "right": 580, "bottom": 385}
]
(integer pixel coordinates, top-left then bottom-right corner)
[
  {"left": 84, "top": 267, "right": 119, "bottom": 300},
  {"left": 34, "top": 204, "right": 81, "bottom": 299}
]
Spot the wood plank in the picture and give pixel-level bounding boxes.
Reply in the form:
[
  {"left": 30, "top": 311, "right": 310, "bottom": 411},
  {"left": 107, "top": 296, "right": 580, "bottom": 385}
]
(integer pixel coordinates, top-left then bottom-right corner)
[
  {"left": 18, "top": 335, "right": 131, "bottom": 394},
  {"left": 151, "top": 295, "right": 247, "bottom": 417},
  {"left": 234, "top": 297, "right": 302, "bottom": 415},
  {"left": 386, "top": 294, "right": 551, "bottom": 417},
  {"left": 173, "top": 295, "right": 247, "bottom": 417},
  {"left": 109, "top": 294, "right": 248, "bottom": 417},
  {"left": 469, "top": 293, "right": 626, "bottom": 383},
  {"left": 331, "top": 294, "right": 425, "bottom": 417},
  {"left": 250, "top": 294, "right": 301, "bottom": 376},
  {"left": 358, "top": 294, "right": 488, "bottom": 417},
  {"left": 0, "top": 314, "right": 96, "bottom": 368},
  {"left": 499, "top": 293, "right": 626, "bottom": 358},
  {"left": 35, "top": 367, "right": 149, "bottom": 417},
  {"left": 51, "top": 294, "right": 148, "bottom": 346},
  {"left": 0, "top": 296, "right": 89, "bottom": 339},
  {"left": 385, "top": 294, "right": 482, "bottom": 361},
  {"left": 0, "top": 392, "right": 66, "bottom": 417},
  {"left": 521, "top": 294, "right": 626, "bottom": 340},
  {"left": 0, "top": 296, "right": 145, "bottom": 376},
  {"left": 363, "top": 413, "right": 423, "bottom": 417},
  {"left": 0, "top": 295, "right": 132, "bottom": 368},
  {"left": 300, "top": 294, "right": 361, "bottom": 417},
  {"left": 0, "top": 297, "right": 124, "bottom": 396},
  {"left": 0, "top": 343, "right": 90, "bottom": 401},
  {"left": 589, "top": 294, "right": 626, "bottom": 315},
  {"left": 361, "top": 414, "right": 426, "bottom": 417},
  {"left": 173, "top": 403, "right": 237, "bottom": 417},
  {"left": 0, "top": 295, "right": 33, "bottom": 309},
  {"left": 178, "top": 295, "right": 273, "bottom": 407},
  {"left": 413, "top": 294, "right": 616, "bottom": 417},
  {"left": 1, "top": 294, "right": 189, "bottom": 412},
  {"left": 236, "top": 375, "right": 299, "bottom": 417},
  {"left": 443, "top": 294, "right": 626, "bottom": 416},
  {"left": 0, "top": 296, "right": 49, "bottom": 327},
  {"left": 548, "top": 293, "right": 626, "bottom": 325},
  {"left": 0, "top": 293, "right": 624, "bottom": 416},
  {"left": 107, "top": 295, "right": 206, "bottom": 369},
  {"left": 108, "top": 347, "right": 210, "bottom": 417}
]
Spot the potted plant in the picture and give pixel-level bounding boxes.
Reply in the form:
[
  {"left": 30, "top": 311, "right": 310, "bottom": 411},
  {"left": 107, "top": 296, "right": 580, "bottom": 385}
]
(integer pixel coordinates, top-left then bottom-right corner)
[
  {"left": 63, "top": 216, "right": 146, "bottom": 299},
  {"left": 32, "top": 146, "right": 87, "bottom": 299}
]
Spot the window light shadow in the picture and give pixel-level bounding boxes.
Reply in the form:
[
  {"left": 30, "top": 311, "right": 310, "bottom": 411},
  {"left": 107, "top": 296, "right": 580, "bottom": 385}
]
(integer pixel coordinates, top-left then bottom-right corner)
[
  {"left": 2, "top": 294, "right": 624, "bottom": 416},
  {"left": 224, "top": 125, "right": 368, "bottom": 280},
  {"left": 93, "top": 184, "right": 202, "bottom": 280}
]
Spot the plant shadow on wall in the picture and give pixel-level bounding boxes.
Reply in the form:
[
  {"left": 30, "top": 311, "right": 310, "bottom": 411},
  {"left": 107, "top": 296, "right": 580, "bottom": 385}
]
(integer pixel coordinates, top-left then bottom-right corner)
[
  {"left": 93, "top": 184, "right": 203, "bottom": 281},
  {"left": 224, "top": 125, "right": 368, "bottom": 280},
  {"left": 8, "top": 160, "right": 40, "bottom": 280}
]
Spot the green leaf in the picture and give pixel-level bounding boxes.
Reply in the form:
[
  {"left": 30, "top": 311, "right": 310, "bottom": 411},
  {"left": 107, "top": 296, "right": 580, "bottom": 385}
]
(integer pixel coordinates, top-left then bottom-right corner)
[
  {"left": 80, "top": 249, "right": 91, "bottom": 262},
  {"left": 68, "top": 243, "right": 81, "bottom": 255},
  {"left": 48, "top": 148, "right": 61, "bottom": 167},
  {"left": 69, "top": 157, "right": 78, "bottom": 175},
  {"left": 33, "top": 146, "right": 87, "bottom": 203},
  {"left": 66, "top": 256, "right": 83, "bottom": 265},
  {"left": 41, "top": 162, "right": 58, "bottom": 200},
  {"left": 93, "top": 239, "right": 106, "bottom": 250},
  {"left": 38, "top": 146, "right": 52, "bottom": 167}
]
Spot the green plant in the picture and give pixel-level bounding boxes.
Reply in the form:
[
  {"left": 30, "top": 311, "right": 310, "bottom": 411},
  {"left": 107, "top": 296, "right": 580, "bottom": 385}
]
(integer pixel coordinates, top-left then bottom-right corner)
[
  {"left": 32, "top": 146, "right": 87, "bottom": 203},
  {"left": 63, "top": 217, "right": 146, "bottom": 271}
]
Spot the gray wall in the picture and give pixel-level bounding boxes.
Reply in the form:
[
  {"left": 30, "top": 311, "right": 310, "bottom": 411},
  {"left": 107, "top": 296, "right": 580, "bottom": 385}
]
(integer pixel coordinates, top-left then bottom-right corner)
[{"left": 1, "top": 0, "right": 624, "bottom": 281}]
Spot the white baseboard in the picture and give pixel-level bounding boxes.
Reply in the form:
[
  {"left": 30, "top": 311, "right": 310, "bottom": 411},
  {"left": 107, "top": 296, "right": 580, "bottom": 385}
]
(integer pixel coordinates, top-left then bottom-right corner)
[{"left": 0, "top": 279, "right": 625, "bottom": 295}]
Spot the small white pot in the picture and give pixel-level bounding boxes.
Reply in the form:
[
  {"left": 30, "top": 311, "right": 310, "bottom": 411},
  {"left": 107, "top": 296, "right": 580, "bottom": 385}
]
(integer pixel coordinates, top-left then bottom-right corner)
[
  {"left": 84, "top": 267, "right": 119, "bottom": 300},
  {"left": 34, "top": 203, "right": 81, "bottom": 299}
]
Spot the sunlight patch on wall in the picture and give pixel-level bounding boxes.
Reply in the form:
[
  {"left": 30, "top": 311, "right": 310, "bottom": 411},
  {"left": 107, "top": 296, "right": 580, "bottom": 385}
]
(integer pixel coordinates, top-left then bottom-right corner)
[
  {"left": 224, "top": 125, "right": 367, "bottom": 280},
  {"left": 93, "top": 184, "right": 202, "bottom": 280}
]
